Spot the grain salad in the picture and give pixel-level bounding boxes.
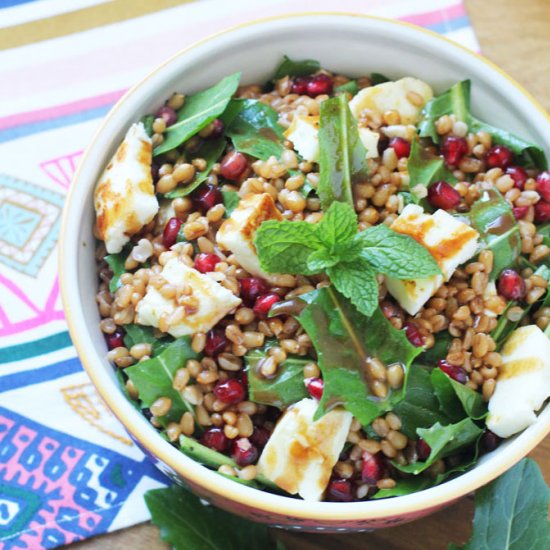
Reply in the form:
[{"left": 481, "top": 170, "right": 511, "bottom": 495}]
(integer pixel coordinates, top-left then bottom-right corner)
[{"left": 94, "top": 56, "right": 550, "bottom": 502}]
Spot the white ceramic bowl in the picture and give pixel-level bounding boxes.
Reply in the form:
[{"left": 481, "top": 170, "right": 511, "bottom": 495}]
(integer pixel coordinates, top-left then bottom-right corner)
[{"left": 60, "top": 13, "right": 550, "bottom": 531}]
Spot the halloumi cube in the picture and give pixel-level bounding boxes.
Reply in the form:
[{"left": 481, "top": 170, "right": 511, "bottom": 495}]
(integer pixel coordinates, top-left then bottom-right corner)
[
  {"left": 135, "top": 257, "right": 241, "bottom": 337},
  {"left": 385, "top": 204, "right": 479, "bottom": 315},
  {"left": 358, "top": 127, "right": 381, "bottom": 159},
  {"left": 349, "top": 77, "right": 433, "bottom": 125},
  {"left": 258, "top": 398, "right": 353, "bottom": 501},
  {"left": 487, "top": 325, "right": 550, "bottom": 438},
  {"left": 94, "top": 122, "right": 159, "bottom": 254},
  {"left": 216, "top": 193, "right": 282, "bottom": 282}
]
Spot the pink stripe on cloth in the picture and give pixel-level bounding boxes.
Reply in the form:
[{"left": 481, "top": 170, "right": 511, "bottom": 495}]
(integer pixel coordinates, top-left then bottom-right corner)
[{"left": 401, "top": 2, "right": 465, "bottom": 26}]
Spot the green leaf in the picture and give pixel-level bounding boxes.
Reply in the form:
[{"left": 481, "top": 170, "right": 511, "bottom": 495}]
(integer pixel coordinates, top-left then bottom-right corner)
[
  {"left": 418, "top": 331, "right": 452, "bottom": 364},
  {"left": 222, "top": 190, "right": 240, "bottom": 216},
  {"left": 306, "top": 248, "right": 340, "bottom": 272},
  {"left": 335, "top": 80, "right": 359, "bottom": 96},
  {"left": 105, "top": 247, "right": 129, "bottom": 293},
  {"left": 355, "top": 222, "right": 442, "bottom": 279},
  {"left": 372, "top": 475, "right": 432, "bottom": 499},
  {"left": 154, "top": 72, "right": 240, "bottom": 155},
  {"left": 370, "top": 73, "right": 391, "bottom": 85},
  {"left": 453, "top": 458, "right": 550, "bottom": 550},
  {"left": 245, "top": 349, "right": 308, "bottom": 409},
  {"left": 318, "top": 94, "right": 368, "bottom": 210},
  {"left": 273, "top": 55, "right": 320, "bottom": 80},
  {"left": 164, "top": 137, "right": 226, "bottom": 198},
  {"left": 145, "top": 484, "right": 282, "bottom": 550},
  {"left": 407, "top": 138, "right": 457, "bottom": 192},
  {"left": 223, "top": 99, "right": 285, "bottom": 161},
  {"left": 122, "top": 324, "right": 173, "bottom": 356},
  {"left": 296, "top": 287, "right": 422, "bottom": 425},
  {"left": 469, "top": 188, "right": 521, "bottom": 279},
  {"left": 125, "top": 338, "right": 199, "bottom": 426},
  {"left": 317, "top": 201, "right": 358, "bottom": 247},
  {"left": 140, "top": 114, "right": 155, "bottom": 137},
  {"left": 115, "top": 369, "right": 140, "bottom": 410}
]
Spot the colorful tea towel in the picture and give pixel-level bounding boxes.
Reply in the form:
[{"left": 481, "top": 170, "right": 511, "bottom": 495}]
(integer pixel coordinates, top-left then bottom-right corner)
[{"left": 0, "top": 0, "right": 478, "bottom": 547}]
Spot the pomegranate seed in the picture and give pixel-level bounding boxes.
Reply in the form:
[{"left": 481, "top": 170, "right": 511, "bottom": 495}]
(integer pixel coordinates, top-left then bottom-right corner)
[
  {"left": 194, "top": 253, "right": 221, "bottom": 273},
  {"left": 151, "top": 162, "right": 159, "bottom": 182},
  {"left": 536, "top": 171, "right": 550, "bottom": 202},
  {"left": 204, "top": 329, "right": 228, "bottom": 357},
  {"left": 534, "top": 200, "right": 550, "bottom": 223},
  {"left": 305, "top": 377, "right": 324, "bottom": 400},
  {"left": 427, "top": 181, "right": 461, "bottom": 210},
  {"left": 438, "top": 359, "right": 468, "bottom": 384},
  {"left": 327, "top": 479, "right": 353, "bottom": 502},
  {"left": 441, "top": 136, "right": 468, "bottom": 166},
  {"left": 213, "top": 379, "right": 246, "bottom": 405},
  {"left": 157, "top": 105, "right": 177, "bottom": 126},
  {"left": 209, "top": 118, "right": 225, "bottom": 139},
  {"left": 306, "top": 74, "right": 333, "bottom": 97},
  {"left": 361, "top": 452, "right": 386, "bottom": 484},
  {"left": 105, "top": 328, "right": 125, "bottom": 350},
  {"left": 416, "top": 438, "right": 432, "bottom": 461},
  {"left": 231, "top": 438, "right": 258, "bottom": 466},
  {"left": 481, "top": 430, "right": 501, "bottom": 453},
  {"left": 200, "top": 427, "right": 230, "bottom": 452},
  {"left": 290, "top": 76, "right": 310, "bottom": 95},
  {"left": 389, "top": 137, "right": 411, "bottom": 159},
  {"left": 506, "top": 166, "right": 528, "bottom": 189},
  {"left": 404, "top": 323, "right": 424, "bottom": 347},
  {"left": 498, "top": 269, "right": 526, "bottom": 300},
  {"left": 192, "top": 183, "right": 223, "bottom": 212},
  {"left": 250, "top": 426, "right": 271, "bottom": 449},
  {"left": 485, "top": 145, "right": 513, "bottom": 169},
  {"left": 162, "top": 217, "right": 182, "bottom": 248},
  {"left": 220, "top": 151, "right": 248, "bottom": 181},
  {"left": 239, "top": 278, "right": 270, "bottom": 306},
  {"left": 512, "top": 206, "right": 529, "bottom": 220},
  {"left": 253, "top": 293, "right": 281, "bottom": 318}
]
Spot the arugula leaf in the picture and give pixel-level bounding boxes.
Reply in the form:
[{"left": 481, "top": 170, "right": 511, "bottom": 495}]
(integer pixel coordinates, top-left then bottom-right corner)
[
  {"left": 407, "top": 138, "right": 457, "bottom": 193},
  {"left": 105, "top": 246, "right": 129, "bottom": 293},
  {"left": 245, "top": 349, "right": 308, "bottom": 409},
  {"left": 273, "top": 55, "right": 320, "bottom": 80},
  {"left": 140, "top": 114, "right": 155, "bottom": 137},
  {"left": 372, "top": 476, "right": 432, "bottom": 499},
  {"left": 452, "top": 458, "right": 550, "bottom": 550},
  {"left": 354, "top": 222, "right": 442, "bottom": 279},
  {"left": 370, "top": 72, "right": 391, "bottom": 85},
  {"left": 223, "top": 99, "right": 285, "bottom": 161},
  {"left": 164, "top": 137, "right": 226, "bottom": 198},
  {"left": 145, "top": 485, "right": 282, "bottom": 550},
  {"left": 469, "top": 188, "right": 521, "bottom": 279},
  {"left": 318, "top": 94, "right": 368, "bottom": 210},
  {"left": 123, "top": 324, "right": 173, "bottom": 356},
  {"left": 115, "top": 369, "right": 140, "bottom": 410},
  {"left": 296, "top": 287, "right": 422, "bottom": 424},
  {"left": 222, "top": 190, "right": 240, "bottom": 217},
  {"left": 125, "top": 338, "right": 199, "bottom": 426},
  {"left": 335, "top": 80, "right": 359, "bottom": 96},
  {"left": 418, "top": 331, "right": 452, "bottom": 364},
  {"left": 154, "top": 72, "right": 240, "bottom": 156}
]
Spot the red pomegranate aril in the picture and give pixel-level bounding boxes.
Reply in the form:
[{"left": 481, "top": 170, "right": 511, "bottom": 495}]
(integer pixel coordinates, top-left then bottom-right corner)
[
  {"left": 201, "top": 427, "right": 230, "bottom": 452},
  {"left": 438, "top": 359, "right": 468, "bottom": 384},
  {"left": 427, "top": 181, "right": 461, "bottom": 210},
  {"left": 253, "top": 293, "right": 281, "bottom": 318},
  {"left": 416, "top": 438, "right": 432, "bottom": 461},
  {"left": 536, "top": 171, "right": 550, "bottom": 202},
  {"left": 481, "top": 430, "right": 501, "bottom": 453},
  {"left": 404, "top": 323, "right": 424, "bottom": 347},
  {"left": 157, "top": 105, "right": 177, "bottom": 126},
  {"left": 534, "top": 200, "right": 550, "bottom": 223},
  {"left": 306, "top": 74, "right": 333, "bottom": 97},
  {"left": 290, "top": 75, "right": 310, "bottom": 95},
  {"left": 220, "top": 151, "right": 248, "bottom": 181},
  {"left": 105, "top": 328, "right": 125, "bottom": 350},
  {"left": 204, "top": 329, "right": 228, "bottom": 357},
  {"left": 213, "top": 379, "right": 246, "bottom": 405},
  {"left": 209, "top": 118, "right": 225, "bottom": 139},
  {"left": 389, "top": 137, "right": 411, "bottom": 159},
  {"left": 231, "top": 438, "right": 258, "bottom": 466},
  {"left": 239, "top": 277, "right": 270, "bottom": 306},
  {"left": 506, "top": 166, "right": 528, "bottom": 189},
  {"left": 194, "top": 253, "right": 221, "bottom": 273},
  {"left": 485, "top": 145, "right": 513, "bottom": 169},
  {"left": 441, "top": 136, "right": 468, "bottom": 166},
  {"left": 162, "top": 217, "right": 183, "bottom": 249},
  {"left": 250, "top": 426, "right": 271, "bottom": 449},
  {"left": 192, "top": 183, "right": 223, "bottom": 212},
  {"left": 327, "top": 479, "right": 353, "bottom": 502},
  {"left": 512, "top": 206, "right": 529, "bottom": 220},
  {"left": 305, "top": 377, "right": 324, "bottom": 400},
  {"left": 497, "top": 269, "right": 526, "bottom": 301},
  {"left": 361, "top": 452, "right": 386, "bottom": 484}
]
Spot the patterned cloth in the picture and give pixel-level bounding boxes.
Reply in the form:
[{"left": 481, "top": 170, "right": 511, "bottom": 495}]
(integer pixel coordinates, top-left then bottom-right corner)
[{"left": 0, "top": 0, "right": 478, "bottom": 547}]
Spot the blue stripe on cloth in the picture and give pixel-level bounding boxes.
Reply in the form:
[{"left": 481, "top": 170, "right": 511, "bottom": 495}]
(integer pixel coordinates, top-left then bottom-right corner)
[
  {"left": 0, "top": 356, "right": 82, "bottom": 392},
  {"left": 425, "top": 15, "right": 470, "bottom": 35},
  {"left": 0, "top": 0, "right": 38, "bottom": 8}
]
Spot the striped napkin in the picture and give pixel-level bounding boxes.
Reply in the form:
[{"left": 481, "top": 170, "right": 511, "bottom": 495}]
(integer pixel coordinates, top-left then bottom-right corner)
[{"left": 0, "top": 1, "right": 478, "bottom": 548}]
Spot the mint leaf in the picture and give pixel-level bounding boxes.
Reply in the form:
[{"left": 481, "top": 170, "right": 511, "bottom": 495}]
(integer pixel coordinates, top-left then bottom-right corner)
[
  {"left": 355, "top": 223, "right": 442, "bottom": 279},
  {"left": 318, "top": 94, "right": 368, "bottom": 210},
  {"left": 453, "top": 458, "right": 550, "bottom": 550},
  {"left": 273, "top": 55, "right": 320, "bottom": 80},
  {"left": 317, "top": 201, "right": 357, "bottom": 247},
  {"left": 328, "top": 258, "right": 379, "bottom": 317},
  {"left": 307, "top": 248, "right": 340, "bottom": 271},
  {"left": 154, "top": 72, "right": 241, "bottom": 155}
]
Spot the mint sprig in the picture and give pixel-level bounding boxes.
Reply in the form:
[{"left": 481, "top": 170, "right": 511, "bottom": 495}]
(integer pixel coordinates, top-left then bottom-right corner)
[{"left": 255, "top": 202, "right": 442, "bottom": 317}]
